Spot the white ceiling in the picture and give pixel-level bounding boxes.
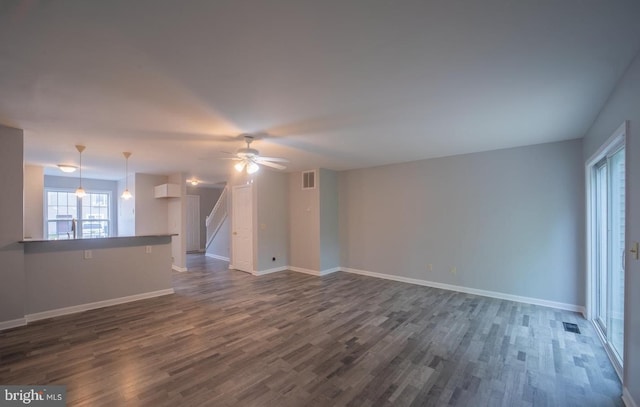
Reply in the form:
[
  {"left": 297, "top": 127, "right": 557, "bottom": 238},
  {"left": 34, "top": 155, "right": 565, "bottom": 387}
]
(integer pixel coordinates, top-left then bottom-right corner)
[{"left": 1, "top": 1, "right": 639, "bottom": 183}]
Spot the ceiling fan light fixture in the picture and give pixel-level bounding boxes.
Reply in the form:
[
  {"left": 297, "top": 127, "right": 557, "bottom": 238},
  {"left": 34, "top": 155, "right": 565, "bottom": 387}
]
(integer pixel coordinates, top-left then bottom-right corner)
[
  {"left": 246, "top": 161, "right": 260, "bottom": 174},
  {"left": 188, "top": 179, "right": 199, "bottom": 186},
  {"left": 234, "top": 161, "right": 246, "bottom": 172},
  {"left": 57, "top": 164, "right": 77, "bottom": 173}
]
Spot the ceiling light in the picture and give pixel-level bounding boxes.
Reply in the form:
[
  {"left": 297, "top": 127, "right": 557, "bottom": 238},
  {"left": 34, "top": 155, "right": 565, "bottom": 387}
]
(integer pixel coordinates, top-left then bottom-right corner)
[
  {"left": 246, "top": 161, "right": 259, "bottom": 174},
  {"left": 75, "top": 145, "right": 86, "bottom": 198},
  {"left": 57, "top": 164, "right": 77, "bottom": 173},
  {"left": 234, "top": 161, "right": 246, "bottom": 172},
  {"left": 121, "top": 152, "right": 133, "bottom": 200},
  {"left": 188, "top": 179, "right": 199, "bottom": 186}
]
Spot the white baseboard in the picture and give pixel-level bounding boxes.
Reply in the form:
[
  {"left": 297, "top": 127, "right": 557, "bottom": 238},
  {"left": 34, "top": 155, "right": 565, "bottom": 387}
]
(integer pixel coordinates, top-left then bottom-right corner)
[
  {"left": 289, "top": 266, "right": 340, "bottom": 276},
  {"left": 623, "top": 388, "right": 638, "bottom": 407},
  {"left": 25, "top": 289, "right": 175, "bottom": 323},
  {"left": 252, "top": 266, "right": 288, "bottom": 276},
  {"left": 342, "top": 267, "right": 585, "bottom": 314},
  {"left": 205, "top": 253, "right": 230, "bottom": 261},
  {"left": 172, "top": 265, "right": 188, "bottom": 272},
  {"left": 0, "top": 318, "right": 27, "bottom": 331}
]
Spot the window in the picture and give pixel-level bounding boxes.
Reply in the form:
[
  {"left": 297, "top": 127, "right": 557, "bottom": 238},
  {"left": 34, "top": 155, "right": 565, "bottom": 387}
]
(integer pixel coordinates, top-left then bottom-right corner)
[{"left": 45, "top": 189, "right": 111, "bottom": 239}]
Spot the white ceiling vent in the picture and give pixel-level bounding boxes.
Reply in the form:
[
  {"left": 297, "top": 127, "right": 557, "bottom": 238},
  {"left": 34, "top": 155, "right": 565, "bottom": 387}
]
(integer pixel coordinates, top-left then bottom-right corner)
[{"left": 302, "top": 170, "right": 316, "bottom": 190}]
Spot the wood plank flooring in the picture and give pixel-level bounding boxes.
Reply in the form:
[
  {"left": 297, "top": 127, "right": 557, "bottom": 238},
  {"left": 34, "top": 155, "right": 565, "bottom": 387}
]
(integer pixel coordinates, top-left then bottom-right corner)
[{"left": 0, "top": 255, "right": 622, "bottom": 406}]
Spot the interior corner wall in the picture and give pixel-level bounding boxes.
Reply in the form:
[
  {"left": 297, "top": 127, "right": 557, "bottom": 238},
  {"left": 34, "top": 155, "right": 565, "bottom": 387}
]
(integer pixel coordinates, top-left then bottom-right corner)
[
  {"left": 255, "top": 171, "right": 289, "bottom": 271},
  {"left": 0, "top": 125, "right": 25, "bottom": 324},
  {"left": 339, "top": 139, "right": 584, "bottom": 307},
  {"left": 135, "top": 173, "right": 169, "bottom": 236},
  {"left": 319, "top": 169, "right": 340, "bottom": 271},
  {"left": 581, "top": 50, "right": 640, "bottom": 405},
  {"left": 24, "top": 165, "right": 44, "bottom": 240},
  {"left": 289, "top": 171, "right": 320, "bottom": 271}
]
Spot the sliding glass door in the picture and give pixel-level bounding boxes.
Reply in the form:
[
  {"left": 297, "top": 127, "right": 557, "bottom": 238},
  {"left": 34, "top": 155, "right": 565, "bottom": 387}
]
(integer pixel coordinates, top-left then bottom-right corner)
[{"left": 592, "top": 144, "right": 625, "bottom": 367}]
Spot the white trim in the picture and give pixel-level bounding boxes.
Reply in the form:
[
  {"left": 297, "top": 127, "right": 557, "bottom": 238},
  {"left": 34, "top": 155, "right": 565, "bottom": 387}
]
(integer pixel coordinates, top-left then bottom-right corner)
[
  {"left": 289, "top": 266, "right": 340, "bottom": 277},
  {"left": 172, "top": 265, "right": 188, "bottom": 272},
  {"left": 252, "top": 266, "right": 288, "bottom": 276},
  {"left": 623, "top": 388, "right": 638, "bottom": 407},
  {"left": 591, "top": 320, "right": 623, "bottom": 380},
  {"left": 25, "top": 289, "right": 175, "bottom": 323},
  {"left": 342, "top": 267, "right": 585, "bottom": 314},
  {"left": 205, "top": 253, "right": 230, "bottom": 261},
  {"left": 0, "top": 318, "right": 27, "bottom": 331}
]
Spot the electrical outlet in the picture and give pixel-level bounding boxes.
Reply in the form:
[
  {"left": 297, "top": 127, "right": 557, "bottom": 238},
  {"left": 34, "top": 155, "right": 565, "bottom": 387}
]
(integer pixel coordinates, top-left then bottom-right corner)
[
  {"left": 427, "top": 264, "right": 433, "bottom": 272},
  {"left": 450, "top": 266, "right": 457, "bottom": 274},
  {"left": 84, "top": 250, "right": 92, "bottom": 259},
  {"left": 146, "top": 245, "right": 152, "bottom": 254}
]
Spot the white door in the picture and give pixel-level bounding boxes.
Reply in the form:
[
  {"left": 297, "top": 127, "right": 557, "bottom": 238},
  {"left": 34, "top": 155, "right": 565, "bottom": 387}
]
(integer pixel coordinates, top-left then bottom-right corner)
[
  {"left": 186, "top": 195, "right": 201, "bottom": 252},
  {"left": 232, "top": 184, "right": 253, "bottom": 273}
]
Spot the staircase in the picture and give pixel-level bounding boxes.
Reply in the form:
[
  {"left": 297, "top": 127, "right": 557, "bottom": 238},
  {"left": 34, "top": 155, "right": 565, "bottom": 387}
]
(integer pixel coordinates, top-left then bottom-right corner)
[{"left": 205, "top": 186, "right": 228, "bottom": 249}]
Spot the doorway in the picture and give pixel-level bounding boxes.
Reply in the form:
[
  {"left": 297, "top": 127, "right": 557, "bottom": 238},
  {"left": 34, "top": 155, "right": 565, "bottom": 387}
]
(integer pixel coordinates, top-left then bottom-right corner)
[
  {"left": 587, "top": 122, "right": 626, "bottom": 376},
  {"left": 231, "top": 184, "right": 253, "bottom": 273}
]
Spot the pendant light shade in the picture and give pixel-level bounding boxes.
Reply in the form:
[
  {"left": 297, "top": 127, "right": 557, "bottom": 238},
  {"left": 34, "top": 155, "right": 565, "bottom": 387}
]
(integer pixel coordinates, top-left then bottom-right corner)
[
  {"left": 121, "top": 152, "right": 133, "bottom": 200},
  {"left": 75, "top": 145, "right": 86, "bottom": 198}
]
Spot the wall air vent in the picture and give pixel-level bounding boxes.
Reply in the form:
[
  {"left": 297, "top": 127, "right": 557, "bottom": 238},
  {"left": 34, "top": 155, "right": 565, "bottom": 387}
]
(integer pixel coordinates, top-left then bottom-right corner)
[{"left": 302, "top": 170, "right": 316, "bottom": 190}]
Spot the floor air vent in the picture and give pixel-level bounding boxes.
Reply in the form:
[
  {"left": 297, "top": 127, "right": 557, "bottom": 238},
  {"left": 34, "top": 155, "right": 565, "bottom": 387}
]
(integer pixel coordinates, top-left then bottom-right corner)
[{"left": 562, "top": 322, "right": 581, "bottom": 334}]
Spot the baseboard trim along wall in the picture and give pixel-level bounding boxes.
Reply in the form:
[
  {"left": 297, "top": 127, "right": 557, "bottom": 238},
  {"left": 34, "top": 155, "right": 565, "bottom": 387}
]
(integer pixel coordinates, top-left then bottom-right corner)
[
  {"left": 288, "top": 266, "right": 340, "bottom": 276},
  {"left": 25, "top": 289, "right": 175, "bottom": 323},
  {"left": 0, "top": 318, "right": 27, "bottom": 331},
  {"left": 205, "top": 253, "right": 230, "bottom": 261},
  {"left": 253, "top": 266, "right": 289, "bottom": 276},
  {"left": 342, "top": 267, "right": 585, "bottom": 315},
  {"left": 623, "top": 388, "right": 638, "bottom": 407},
  {"left": 172, "top": 265, "right": 188, "bottom": 272}
]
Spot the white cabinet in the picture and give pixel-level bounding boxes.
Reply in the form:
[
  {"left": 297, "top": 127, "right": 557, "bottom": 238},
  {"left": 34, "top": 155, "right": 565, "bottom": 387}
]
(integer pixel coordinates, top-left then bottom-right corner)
[{"left": 154, "top": 184, "right": 181, "bottom": 198}]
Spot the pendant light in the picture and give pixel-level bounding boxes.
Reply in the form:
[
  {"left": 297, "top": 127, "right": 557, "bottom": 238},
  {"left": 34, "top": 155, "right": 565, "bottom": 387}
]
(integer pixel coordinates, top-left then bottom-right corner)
[
  {"left": 75, "top": 145, "right": 86, "bottom": 198},
  {"left": 121, "top": 152, "right": 132, "bottom": 200}
]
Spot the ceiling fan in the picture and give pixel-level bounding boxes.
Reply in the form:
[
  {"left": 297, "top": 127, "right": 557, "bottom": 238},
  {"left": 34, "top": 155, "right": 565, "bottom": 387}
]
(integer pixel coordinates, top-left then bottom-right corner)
[{"left": 226, "top": 135, "right": 289, "bottom": 174}]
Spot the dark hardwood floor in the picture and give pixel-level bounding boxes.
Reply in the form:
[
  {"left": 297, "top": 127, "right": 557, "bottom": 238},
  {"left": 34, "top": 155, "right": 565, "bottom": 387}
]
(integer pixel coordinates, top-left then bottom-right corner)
[{"left": 0, "top": 255, "right": 622, "bottom": 406}]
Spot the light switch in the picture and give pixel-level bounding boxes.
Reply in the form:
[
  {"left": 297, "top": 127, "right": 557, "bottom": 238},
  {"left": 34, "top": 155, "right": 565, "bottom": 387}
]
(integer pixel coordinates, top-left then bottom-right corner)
[
  {"left": 146, "top": 245, "right": 152, "bottom": 254},
  {"left": 84, "top": 250, "right": 92, "bottom": 259}
]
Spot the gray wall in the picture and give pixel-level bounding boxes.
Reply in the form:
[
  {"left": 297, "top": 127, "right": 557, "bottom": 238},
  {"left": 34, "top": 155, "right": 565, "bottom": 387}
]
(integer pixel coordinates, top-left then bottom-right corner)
[
  {"left": 135, "top": 173, "right": 169, "bottom": 236},
  {"left": 45, "top": 175, "right": 119, "bottom": 237},
  {"left": 339, "top": 139, "right": 584, "bottom": 307},
  {"left": 319, "top": 169, "right": 340, "bottom": 271},
  {"left": 186, "top": 185, "right": 223, "bottom": 250},
  {"left": 289, "top": 171, "right": 320, "bottom": 271},
  {"left": 256, "top": 171, "right": 289, "bottom": 271},
  {"left": 582, "top": 51, "right": 640, "bottom": 405},
  {"left": 0, "top": 125, "right": 25, "bottom": 325},
  {"left": 168, "top": 173, "right": 186, "bottom": 270},
  {"left": 24, "top": 239, "right": 172, "bottom": 314}
]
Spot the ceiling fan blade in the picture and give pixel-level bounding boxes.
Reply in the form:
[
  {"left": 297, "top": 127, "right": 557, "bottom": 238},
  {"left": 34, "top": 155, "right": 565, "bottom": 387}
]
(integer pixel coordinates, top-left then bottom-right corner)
[
  {"left": 220, "top": 157, "right": 241, "bottom": 160},
  {"left": 256, "top": 156, "right": 289, "bottom": 163},
  {"left": 259, "top": 160, "right": 287, "bottom": 170}
]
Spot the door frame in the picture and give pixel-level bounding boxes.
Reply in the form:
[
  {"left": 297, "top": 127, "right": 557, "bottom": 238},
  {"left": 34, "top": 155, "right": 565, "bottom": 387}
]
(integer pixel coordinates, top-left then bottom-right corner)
[
  {"left": 585, "top": 120, "right": 627, "bottom": 379},
  {"left": 231, "top": 184, "right": 254, "bottom": 273}
]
